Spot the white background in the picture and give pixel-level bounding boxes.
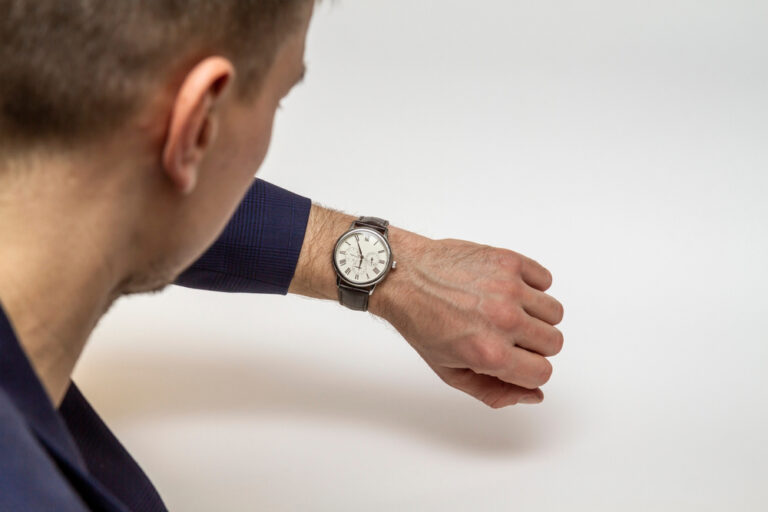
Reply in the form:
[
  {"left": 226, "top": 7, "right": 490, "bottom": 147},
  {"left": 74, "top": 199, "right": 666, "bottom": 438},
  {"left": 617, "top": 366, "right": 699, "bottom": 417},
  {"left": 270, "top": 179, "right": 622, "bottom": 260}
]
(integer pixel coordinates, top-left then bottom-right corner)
[{"left": 73, "top": 1, "right": 768, "bottom": 510}]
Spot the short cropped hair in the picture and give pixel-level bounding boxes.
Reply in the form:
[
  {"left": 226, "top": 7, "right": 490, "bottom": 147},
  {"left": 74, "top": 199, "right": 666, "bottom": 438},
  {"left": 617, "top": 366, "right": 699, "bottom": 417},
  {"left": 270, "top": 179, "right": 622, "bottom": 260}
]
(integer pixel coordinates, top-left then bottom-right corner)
[{"left": 0, "top": 0, "right": 308, "bottom": 152}]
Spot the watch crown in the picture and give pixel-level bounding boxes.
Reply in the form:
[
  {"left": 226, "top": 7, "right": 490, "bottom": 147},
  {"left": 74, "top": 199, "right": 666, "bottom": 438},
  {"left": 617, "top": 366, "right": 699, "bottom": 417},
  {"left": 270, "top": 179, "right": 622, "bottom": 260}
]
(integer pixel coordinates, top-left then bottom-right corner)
[{"left": 392, "top": 260, "right": 397, "bottom": 269}]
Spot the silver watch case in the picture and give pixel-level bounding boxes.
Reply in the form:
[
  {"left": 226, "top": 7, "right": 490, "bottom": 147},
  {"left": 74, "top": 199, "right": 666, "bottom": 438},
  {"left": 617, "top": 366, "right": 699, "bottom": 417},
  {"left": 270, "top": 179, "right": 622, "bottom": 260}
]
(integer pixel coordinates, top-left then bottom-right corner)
[{"left": 332, "top": 227, "right": 395, "bottom": 288}]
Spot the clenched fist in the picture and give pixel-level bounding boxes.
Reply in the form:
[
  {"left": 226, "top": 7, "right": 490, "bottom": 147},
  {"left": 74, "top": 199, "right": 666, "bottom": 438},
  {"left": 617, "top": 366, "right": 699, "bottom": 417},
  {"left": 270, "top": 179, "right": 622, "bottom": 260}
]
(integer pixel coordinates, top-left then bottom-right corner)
[
  {"left": 370, "top": 233, "right": 564, "bottom": 408},
  {"left": 288, "top": 205, "right": 564, "bottom": 409}
]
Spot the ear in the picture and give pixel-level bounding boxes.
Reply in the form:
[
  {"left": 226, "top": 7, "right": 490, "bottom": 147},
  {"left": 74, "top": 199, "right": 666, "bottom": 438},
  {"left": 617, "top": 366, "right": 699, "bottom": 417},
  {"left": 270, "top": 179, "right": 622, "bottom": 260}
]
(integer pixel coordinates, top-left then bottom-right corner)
[{"left": 162, "top": 56, "right": 235, "bottom": 195}]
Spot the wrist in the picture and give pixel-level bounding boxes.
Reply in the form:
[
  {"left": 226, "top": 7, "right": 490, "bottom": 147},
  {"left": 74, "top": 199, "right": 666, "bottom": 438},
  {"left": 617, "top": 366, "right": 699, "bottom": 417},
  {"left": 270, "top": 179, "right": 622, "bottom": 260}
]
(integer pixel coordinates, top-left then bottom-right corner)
[
  {"left": 367, "top": 225, "right": 430, "bottom": 318},
  {"left": 288, "top": 205, "right": 430, "bottom": 315},
  {"left": 288, "top": 203, "right": 355, "bottom": 300}
]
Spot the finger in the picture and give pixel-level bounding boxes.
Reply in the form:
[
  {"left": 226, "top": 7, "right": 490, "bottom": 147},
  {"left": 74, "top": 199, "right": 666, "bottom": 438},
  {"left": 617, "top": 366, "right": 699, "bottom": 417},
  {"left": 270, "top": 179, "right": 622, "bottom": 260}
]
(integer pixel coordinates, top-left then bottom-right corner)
[
  {"left": 520, "top": 257, "right": 553, "bottom": 291},
  {"left": 486, "top": 345, "right": 553, "bottom": 390},
  {"left": 521, "top": 284, "right": 564, "bottom": 325},
  {"left": 514, "top": 313, "right": 564, "bottom": 357},
  {"left": 439, "top": 367, "right": 544, "bottom": 408}
]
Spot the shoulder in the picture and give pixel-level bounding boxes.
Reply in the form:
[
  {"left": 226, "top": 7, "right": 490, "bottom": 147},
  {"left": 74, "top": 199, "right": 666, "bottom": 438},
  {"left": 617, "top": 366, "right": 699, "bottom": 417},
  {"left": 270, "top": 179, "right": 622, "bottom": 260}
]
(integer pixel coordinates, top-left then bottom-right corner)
[{"left": 0, "top": 390, "right": 88, "bottom": 512}]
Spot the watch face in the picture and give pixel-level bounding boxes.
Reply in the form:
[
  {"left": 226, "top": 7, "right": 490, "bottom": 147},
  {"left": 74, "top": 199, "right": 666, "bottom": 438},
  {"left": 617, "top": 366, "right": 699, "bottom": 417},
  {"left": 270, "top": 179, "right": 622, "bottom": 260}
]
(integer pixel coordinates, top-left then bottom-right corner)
[{"left": 333, "top": 228, "right": 392, "bottom": 286}]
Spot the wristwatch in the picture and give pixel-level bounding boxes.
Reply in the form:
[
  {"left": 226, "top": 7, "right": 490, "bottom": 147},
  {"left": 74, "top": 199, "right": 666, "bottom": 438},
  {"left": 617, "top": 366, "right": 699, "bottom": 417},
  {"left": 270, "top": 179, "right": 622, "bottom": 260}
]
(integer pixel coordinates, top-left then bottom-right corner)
[{"left": 332, "top": 216, "right": 397, "bottom": 311}]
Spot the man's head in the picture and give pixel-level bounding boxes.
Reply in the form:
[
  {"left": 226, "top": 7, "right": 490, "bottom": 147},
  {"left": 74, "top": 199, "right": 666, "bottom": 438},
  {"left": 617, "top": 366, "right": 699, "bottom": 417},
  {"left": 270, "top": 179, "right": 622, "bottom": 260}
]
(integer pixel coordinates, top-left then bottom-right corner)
[
  {"left": 0, "top": 0, "right": 314, "bottom": 296},
  {"left": 0, "top": 0, "right": 312, "bottom": 150}
]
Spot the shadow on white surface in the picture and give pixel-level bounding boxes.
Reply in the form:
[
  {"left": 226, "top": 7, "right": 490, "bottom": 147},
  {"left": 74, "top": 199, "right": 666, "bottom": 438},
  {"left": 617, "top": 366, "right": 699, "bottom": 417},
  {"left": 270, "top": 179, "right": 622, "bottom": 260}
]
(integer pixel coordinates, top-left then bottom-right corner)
[{"left": 76, "top": 345, "right": 571, "bottom": 458}]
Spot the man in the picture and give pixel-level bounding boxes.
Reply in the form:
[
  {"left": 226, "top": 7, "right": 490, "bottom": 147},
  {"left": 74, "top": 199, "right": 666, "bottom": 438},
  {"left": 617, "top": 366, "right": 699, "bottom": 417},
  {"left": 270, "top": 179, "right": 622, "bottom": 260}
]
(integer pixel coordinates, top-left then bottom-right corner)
[{"left": 0, "top": 0, "right": 564, "bottom": 510}]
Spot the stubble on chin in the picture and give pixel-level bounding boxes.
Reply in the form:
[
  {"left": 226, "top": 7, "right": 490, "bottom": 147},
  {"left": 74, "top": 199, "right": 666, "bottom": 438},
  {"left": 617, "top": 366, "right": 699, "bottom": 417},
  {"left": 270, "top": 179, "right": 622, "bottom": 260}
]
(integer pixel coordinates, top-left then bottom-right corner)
[{"left": 114, "top": 257, "right": 179, "bottom": 299}]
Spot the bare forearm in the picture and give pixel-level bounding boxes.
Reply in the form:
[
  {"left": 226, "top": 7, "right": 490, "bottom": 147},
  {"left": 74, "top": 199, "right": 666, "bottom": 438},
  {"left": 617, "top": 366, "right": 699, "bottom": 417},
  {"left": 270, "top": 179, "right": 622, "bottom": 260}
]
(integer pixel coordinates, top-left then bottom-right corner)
[{"left": 287, "top": 203, "right": 354, "bottom": 300}]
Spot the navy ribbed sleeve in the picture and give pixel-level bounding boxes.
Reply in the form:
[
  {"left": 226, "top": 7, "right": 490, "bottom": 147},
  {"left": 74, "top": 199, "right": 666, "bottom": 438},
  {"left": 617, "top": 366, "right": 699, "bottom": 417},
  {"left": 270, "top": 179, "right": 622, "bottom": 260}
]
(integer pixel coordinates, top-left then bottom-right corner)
[{"left": 174, "top": 178, "right": 311, "bottom": 295}]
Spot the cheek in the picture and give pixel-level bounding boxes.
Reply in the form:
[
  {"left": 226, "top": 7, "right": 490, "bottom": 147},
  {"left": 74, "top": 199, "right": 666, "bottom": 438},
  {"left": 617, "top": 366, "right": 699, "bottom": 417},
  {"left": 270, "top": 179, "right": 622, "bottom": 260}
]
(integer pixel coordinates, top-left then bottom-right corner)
[
  {"left": 215, "top": 101, "right": 278, "bottom": 184},
  {"left": 222, "top": 103, "right": 277, "bottom": 184},
  {"left": 245, "top": 114, "right": 275, "bottom": 175},
  {"left": 166, "top": 102, "right": 280, "bottom": 277},
  {"left": 198, "top": 106, "right": 277, "bottom": 228}
]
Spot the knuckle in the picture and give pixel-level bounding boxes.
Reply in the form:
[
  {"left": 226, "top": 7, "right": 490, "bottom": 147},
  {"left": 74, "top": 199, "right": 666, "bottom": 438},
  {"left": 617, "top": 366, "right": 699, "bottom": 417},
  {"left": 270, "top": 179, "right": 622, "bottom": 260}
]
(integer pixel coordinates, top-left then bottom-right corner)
[
  {"left": 505, "top": 307, "right": 523, "bottom": 329},
  {"left": 465, "top": 340, "right": 507, "bottom": 370},
  {"left": 500, "top": 309, "right": 523, "bottom": 332},
  {"left": 494, "top": 249, "right": 523, "bottom": 275},
  {"left": 506, "top": 280, "right": 523, "bottom": 300},
  {"left": 483, "top": 300, "right": 523, "bottom": 332}
]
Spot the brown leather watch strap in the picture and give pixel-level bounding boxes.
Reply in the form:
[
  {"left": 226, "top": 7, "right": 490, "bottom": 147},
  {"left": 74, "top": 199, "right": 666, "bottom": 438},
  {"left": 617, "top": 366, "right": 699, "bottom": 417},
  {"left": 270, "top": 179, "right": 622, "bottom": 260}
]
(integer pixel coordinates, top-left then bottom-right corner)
[
  {"left": 337, "top": 280, "right": 371, "bottom": 311},
  {"left": 354, "top": 216, "right": 389, "bottom": 235},
  {"left": 336, "top": 216, "right": 390, "bottom": 312}
]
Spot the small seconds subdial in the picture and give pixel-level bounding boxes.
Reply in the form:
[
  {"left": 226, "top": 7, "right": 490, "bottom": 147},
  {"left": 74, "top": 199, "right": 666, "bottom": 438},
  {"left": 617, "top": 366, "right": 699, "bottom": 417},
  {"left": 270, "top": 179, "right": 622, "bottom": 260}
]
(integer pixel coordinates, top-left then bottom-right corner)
[{"left": 334, "top": 229, "right": 391, "bottom": 285}]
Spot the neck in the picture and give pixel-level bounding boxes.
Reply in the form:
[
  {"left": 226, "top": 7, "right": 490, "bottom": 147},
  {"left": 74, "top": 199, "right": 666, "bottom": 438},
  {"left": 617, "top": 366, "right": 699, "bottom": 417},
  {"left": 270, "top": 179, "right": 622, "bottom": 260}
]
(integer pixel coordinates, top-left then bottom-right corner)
[{"left": 0, "top": 154, "right": 136, "bottom": 406}]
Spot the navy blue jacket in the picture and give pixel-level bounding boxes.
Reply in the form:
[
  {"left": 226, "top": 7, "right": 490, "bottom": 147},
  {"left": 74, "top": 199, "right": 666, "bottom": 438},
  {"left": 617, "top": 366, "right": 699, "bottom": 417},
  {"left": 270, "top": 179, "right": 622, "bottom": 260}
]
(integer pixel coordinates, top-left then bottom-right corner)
[{"left": 0, "top": 179, "right": 311, "bottom": 511}]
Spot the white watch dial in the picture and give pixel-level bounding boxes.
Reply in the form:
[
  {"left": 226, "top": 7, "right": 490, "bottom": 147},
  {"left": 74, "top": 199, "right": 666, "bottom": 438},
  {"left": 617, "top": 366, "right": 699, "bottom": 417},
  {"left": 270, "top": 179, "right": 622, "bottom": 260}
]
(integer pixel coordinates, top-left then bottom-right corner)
[{"left": 334, "top": 228, "right": 391, "bottom": 285}]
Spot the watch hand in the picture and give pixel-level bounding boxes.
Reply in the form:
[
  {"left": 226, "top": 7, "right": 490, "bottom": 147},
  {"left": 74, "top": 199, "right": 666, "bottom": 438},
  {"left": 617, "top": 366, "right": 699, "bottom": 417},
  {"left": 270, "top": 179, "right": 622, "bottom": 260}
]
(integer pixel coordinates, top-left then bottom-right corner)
[{"left": 356, "top": 238, "right": 364, "bottom": 268}]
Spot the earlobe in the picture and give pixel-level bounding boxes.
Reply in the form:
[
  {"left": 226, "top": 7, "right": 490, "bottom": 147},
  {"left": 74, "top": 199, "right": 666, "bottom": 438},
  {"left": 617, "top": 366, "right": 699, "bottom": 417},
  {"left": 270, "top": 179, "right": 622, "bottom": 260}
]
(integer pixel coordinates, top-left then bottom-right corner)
[{"left": 161, "top": 57, "right": 235, "bottom": 195}]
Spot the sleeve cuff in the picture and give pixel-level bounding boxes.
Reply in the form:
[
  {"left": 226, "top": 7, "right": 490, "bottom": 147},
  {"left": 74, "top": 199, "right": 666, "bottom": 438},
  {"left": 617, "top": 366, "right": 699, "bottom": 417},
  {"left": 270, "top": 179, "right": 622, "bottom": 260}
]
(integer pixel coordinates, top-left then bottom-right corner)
[{"left": 173, "top": 178, "right": 311, "bottom": 295}]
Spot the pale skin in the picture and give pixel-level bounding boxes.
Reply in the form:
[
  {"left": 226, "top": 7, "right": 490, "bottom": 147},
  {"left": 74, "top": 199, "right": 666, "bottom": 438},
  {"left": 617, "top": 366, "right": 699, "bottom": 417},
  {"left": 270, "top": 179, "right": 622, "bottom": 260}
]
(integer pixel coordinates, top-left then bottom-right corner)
[
  {"left": 288, "top": 206, "right": 563, "bottom": 408},
  {"left": 0, "top": 2, "right": 563, "bottom": 410}
]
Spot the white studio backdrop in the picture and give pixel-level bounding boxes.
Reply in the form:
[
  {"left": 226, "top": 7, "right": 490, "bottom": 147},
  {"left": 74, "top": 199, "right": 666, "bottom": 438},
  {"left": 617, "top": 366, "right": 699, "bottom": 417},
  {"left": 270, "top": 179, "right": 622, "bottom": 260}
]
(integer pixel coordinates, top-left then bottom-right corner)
[{"left": 73, "top": 1, "right": 768, "bottom": 510}]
